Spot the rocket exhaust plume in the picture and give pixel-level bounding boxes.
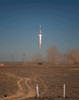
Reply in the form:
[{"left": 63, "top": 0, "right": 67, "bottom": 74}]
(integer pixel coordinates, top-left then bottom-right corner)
[
  {"left": 39, "top": 34, "right": 42, "bottom": 49},
  {"left": 39, "top": 25, "right": 42, "bottom": 49}
]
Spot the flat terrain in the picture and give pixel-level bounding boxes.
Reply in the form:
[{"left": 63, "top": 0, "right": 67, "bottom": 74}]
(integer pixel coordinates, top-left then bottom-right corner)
[{"left": 0, "top": 63, "right": 79, "bottom": 100}]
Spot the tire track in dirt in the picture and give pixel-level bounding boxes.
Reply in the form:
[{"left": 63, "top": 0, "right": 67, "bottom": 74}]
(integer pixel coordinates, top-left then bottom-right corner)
[{"left": 0, "top": 77, "right": 36, "bottom": 100}]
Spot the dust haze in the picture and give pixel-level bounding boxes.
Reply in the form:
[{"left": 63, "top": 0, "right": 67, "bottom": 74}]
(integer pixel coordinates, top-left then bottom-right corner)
[{"left": 0, "top": 46, "right": 79, "bottom": 100}]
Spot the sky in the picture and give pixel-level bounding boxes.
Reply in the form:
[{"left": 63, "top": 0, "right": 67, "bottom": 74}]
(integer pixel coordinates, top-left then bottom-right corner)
[{"left": 0, "top": 0, "right": 79, "bottom": 61}]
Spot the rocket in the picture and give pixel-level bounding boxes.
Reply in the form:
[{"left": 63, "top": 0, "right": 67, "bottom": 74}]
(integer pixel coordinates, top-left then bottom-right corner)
[{"left": 39, "top": 25, "right": 42, "bottom": 49}]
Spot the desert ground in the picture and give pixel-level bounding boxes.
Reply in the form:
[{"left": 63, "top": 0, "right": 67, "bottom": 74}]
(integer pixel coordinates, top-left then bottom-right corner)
[{"left": 0, "top": 62, "right": 79, "bottom": 100}]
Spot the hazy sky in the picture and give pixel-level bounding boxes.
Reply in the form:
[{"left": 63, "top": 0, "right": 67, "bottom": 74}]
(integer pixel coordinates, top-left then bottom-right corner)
[{"left": 0, "top": 0, "right": 79, "bottom": 61}]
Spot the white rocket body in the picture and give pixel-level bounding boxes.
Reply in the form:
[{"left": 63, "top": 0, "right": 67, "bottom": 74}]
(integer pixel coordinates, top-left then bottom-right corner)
[{"left": 39, "top": 25, "right": 42, "bottom": 49}]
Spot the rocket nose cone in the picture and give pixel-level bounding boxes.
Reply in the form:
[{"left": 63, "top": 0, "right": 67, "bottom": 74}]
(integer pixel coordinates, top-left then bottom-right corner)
[{"left": 39, "top": 33, "right": 42, "bottom": 35}]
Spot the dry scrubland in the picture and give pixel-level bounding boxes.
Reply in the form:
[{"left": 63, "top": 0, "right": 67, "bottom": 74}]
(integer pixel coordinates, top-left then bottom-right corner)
[{"left": 0, "top": 63, "right": 79, "bottom": 100}]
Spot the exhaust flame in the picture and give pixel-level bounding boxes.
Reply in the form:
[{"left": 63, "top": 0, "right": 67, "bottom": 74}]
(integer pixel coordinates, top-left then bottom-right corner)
[
  {"left": 38, "top": 25, "right": 42, "bottom": 49},
  {"left": 39, "top": 34, "right": 42, "bottom": 49}
]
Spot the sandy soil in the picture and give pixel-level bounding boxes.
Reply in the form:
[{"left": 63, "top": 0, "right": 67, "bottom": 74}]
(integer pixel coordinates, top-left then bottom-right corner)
[
  {"left": 0, "top": 63, "right": 79, "bottom": 100},
  {"left": 0, "top": 73, "right": 36, "bottom": 100}
]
